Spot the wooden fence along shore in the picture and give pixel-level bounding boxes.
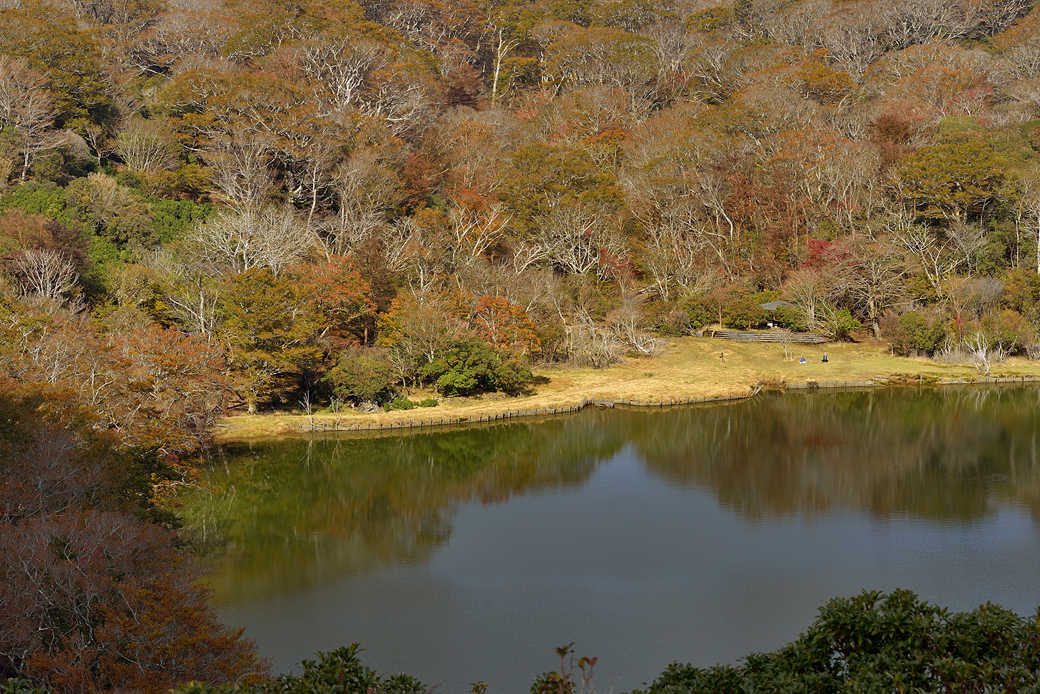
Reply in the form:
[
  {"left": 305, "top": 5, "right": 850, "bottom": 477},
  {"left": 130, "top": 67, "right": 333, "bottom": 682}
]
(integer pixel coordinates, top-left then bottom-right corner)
[
  {"left": 703, "top": 329, "right": 830, "bottom": 344},
  {"left": 298, "top": 375, "right": 1040, "bottom": 433}
]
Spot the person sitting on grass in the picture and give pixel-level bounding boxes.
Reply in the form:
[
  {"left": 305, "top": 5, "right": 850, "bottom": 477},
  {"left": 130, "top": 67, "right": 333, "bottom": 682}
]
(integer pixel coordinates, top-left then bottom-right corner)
[{"left": 799, "top": 357, "right": 807, "bottom": 364}]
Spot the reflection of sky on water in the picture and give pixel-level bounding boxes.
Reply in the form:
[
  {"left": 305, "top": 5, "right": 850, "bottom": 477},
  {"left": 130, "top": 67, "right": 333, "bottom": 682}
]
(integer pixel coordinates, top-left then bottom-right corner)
[
  {"left": 866, "top": 508, "right": 1040, "bottom": 614},
  {"left": 214, "top": 430, "right": 1040, "bottom": 694}
]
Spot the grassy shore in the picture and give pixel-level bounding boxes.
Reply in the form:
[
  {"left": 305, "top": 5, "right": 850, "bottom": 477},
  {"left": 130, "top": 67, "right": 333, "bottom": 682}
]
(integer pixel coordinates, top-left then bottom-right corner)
[{"left": 214, "top": 336, "right": 1040, "bottom": 441}]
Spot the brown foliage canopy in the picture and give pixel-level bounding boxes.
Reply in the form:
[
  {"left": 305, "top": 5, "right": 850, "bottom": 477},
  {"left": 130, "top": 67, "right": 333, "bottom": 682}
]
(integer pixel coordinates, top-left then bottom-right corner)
[{"left": 0, "top": 386, "right": 269, "bottom": 691}]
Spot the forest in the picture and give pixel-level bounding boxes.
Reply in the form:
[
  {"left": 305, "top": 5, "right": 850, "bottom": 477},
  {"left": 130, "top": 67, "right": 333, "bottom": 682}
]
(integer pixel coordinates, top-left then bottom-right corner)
[
  {"left": 8, "top": 0, "right": 1040, "bottom": 419},
  {"left": 6, "top": 0, "right": 1040, "bottom": 689}
]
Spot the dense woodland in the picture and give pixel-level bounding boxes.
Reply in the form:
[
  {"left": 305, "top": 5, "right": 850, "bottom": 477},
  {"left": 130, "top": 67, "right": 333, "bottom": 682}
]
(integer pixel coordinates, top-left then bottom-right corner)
[
  {"left": 9, "top": 0, "right": 1040, "bottom": 689},
  {"left": 9, "top": 0, "right": 1040, "bottom": 417}
]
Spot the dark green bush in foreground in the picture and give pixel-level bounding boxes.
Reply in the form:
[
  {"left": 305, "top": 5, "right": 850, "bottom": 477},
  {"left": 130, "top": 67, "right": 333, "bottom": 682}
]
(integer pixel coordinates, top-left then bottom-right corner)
[
  {"left": 418, "top": 339, "right": 534, "bottom": 397},
  {"left": 171, "top": 645, "right": 426, "bottom": 694},
  {"left": 385, "top": 396, "right": 438, "bottom": 411},
  {"left": 633, "top": 589, "right": 1040, "bottom": 694},
  {"left": 8, "top": 591, "right": 1040, "bottom": 694}
]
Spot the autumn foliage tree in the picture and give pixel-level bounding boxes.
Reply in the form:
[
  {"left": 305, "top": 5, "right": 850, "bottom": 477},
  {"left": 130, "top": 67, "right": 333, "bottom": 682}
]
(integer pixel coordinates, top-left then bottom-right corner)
[
  {"left": 0, "top": 4, "right": 112, "bottom": 131},
  {"left": 218, "top": 268, "right": 324, "bottom": 413},
  {"left": 0, "top": 296, "right": 226, "bottom": 493},
  {"left": 0, "top": 386, "right": 268, "bottom": 692},
  {"left": 297, "top": 255, "right": 376, "bottom": 347},
  {"left": 896, "top": 132, "right": 1011, "bottom": 224},
  {"left": 6, "top": 0, "right": 1040, "bottom": 405}
]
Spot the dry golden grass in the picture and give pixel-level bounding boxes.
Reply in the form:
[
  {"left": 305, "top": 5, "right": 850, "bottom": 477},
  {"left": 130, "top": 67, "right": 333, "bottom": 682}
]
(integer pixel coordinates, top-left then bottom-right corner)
[{"left": 215, "top": 337, "right": 1040, "bottom": 441}]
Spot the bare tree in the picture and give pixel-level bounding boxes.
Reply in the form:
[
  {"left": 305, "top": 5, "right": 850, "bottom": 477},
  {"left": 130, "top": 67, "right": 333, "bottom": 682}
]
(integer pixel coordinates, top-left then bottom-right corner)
[
  {"left": 688, "top": 170, "right": 740, "bottom": 280},
  {"left": 0, "top": 56, "right": 62, "bottom": 182},
  {"left": 122, "top": 10, "right": 232, "bottom": 75},
  {"left": 67, "top": 0, "right": 164, "bottom": 28},
  {"left": 535, "top": 207, "right": 601, "bottom": 275},
  {"left": 445, "top": 204, "right": 509, "bottom": 272},
  {"left": 381, "top": 216, "right": 445, "bottom": 291},
  {"left": 607, "top": 301, "right": 663, "bottom": 356},
  {"left": 777, "top": 327, "right": 794, "bottom": 360},
  {"left": 488, "top": 27, "right": 521, "bottom": 102},
  {"left": 536, "top": 207, "right": 627, "bottom": 277},
  {"left": 143, "top": 247, "right": 221, "bottom": 336},
  {"left": 819, "top": 142, "right": 882, "bottom": 232},
  {"left": 879, "top": 0, "right": 965, "bottom": 49},
  {"left": 784, "top": 269, "right": 831, "bottom": 331},
  {"left": 13, "top": 250, "right": 79, "bottom": 301},
  {"left": 948, "top": 220, "right": 987, "bottom": 276},
  {"left": 83, "top": 123, "right": 120, "bottom": 167},
  {"left": 1004, "top": 39, "right": 1040, "bottom": 80},
  {"left": 965, "top": 330, "right": 993, "bottom": 375},
  {"left": 832, "top": 236, "right": 907, "bottom": 338},
  {"left": 188, "top": 207, "right": 317, "bottom": 275},
  {"left": 117, "top": 118, "right": 177, "bottom": 174},
  {"left": 300, "top": 37, "right": 385, "bottom": 113},
  {"left": 280, "top": 124, "right": 341, "bottom": 228},
  {"left": 945, "top": 276, "right": 1003, "bottom": 321},
  {"left": 640, "top": 214, "right": 712, "bottom": 301},
  {"left": 1015, "top": 170, "right": 1040, "bottom": 274},
  {"left": 564, "top": 309, "right": 625, "bottom": 368},
  {"left": 814, "top": 7, "right": 884, "bottom": 78},
  {"left": 510, "top": 240, "right": 550, "bottom": 275},
  {"left": 201, "top": 128, "right": 275, "bottom": 212},
  {"left": 383, "top": 293, "right": 464, "bottom": 377},
  {"left": 326, "top": 149, "right": 401, "bottom": 254},
  {"left": 892, "top": 215, "right": 961, "bottom": 300}
]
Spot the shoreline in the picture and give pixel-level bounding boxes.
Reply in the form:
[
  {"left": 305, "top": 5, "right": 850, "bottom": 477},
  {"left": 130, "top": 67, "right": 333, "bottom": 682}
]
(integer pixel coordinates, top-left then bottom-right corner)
[{"left": 214, "top": 336, "right": 1040, "bottom": 441}]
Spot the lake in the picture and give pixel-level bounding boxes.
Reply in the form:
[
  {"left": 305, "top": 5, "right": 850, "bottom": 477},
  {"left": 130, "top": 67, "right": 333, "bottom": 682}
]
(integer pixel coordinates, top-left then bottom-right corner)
[{"left": 183, "top": 386, "right": 1040, "bottom": 693}]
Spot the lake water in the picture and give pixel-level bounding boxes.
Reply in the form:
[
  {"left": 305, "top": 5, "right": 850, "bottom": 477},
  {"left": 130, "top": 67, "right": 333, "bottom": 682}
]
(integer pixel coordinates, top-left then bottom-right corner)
[{"left": 184, "top": 386, "right": 1040, "bottom": 693}]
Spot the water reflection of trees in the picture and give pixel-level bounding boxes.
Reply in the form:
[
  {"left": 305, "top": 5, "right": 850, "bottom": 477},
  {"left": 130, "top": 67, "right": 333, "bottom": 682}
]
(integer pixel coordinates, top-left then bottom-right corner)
[
  {"left": 184, "top": 387, "right": 1040, "bottom": 601},
  {"left": 182, "top": 414, "right": 627, "bottom": 601},
  {"left": 634, "top": 387, "right": 1040, "bottom": 521}
]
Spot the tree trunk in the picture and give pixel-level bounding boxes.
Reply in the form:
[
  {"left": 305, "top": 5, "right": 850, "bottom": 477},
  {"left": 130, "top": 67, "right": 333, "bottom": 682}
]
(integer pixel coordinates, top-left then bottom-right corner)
[
  {"left": 491, "top": 31, "right": 506, "bottom": 103},
  {"left": 868, "top": 297, "right": 880, "bottom": 339}
]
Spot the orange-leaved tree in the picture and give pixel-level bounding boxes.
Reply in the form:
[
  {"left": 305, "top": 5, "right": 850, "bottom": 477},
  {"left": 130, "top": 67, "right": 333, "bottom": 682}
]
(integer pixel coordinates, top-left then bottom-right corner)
[
  {"left": 218, "top": 267, "right": 324, "bottom": 413},
  {"left": 469, "top": 295, "right": 541, "bottom": 359},
  {"left": 0, "top": 386, "right": 269, "bottom": 691},
  {"left": 296, "top": 255, "right": 376, "bottom": 348}
]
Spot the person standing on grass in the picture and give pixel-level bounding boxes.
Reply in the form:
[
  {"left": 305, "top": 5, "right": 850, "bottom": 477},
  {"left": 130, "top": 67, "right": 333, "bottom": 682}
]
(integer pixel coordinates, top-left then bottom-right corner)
[{"left": 720, "top": 350, "right": 724, "bottom": 363}]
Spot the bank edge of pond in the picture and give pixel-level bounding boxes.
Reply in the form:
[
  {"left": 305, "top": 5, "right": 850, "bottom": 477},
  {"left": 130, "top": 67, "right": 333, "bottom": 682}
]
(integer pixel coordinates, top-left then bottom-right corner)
[{"left": 214, "top": 372, "right": 1040, "bottom": 441}]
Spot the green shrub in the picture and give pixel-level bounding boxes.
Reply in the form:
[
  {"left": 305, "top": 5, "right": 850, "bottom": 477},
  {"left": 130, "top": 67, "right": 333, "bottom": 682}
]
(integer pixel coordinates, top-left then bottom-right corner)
[
  {"left": 658, "top": 308, "right": 692, "bottom": 336},
  {"left": 172, "top": 645, "right": 426, "bottom": 694},
  {"left": 64, "top": 175, "right": 155, "bottom": 248},
  {"left": 889, "top": 312, "right": 946, "bottom": 356},
  {"left": 148, "top": 197, "right": 214, "bottom": 243},
  {"left": 418, "top": 339, "right": 534, "bottom": 397},
  {"left": 983, "top": 309, "right": 1034, "bottom": 355},
  {"left": 823, "top": 307, "right": 861, "bottom": 341},
  {"left": 46, "top": 592, "right": 1040, "bottom": 694},
  {"left": 0, "top": 679, "right": 50, "bottom": 694},
  {"left": 323, "top": 350, "right": 395, "bottom": 405},
  {"left": 115, "top": 170, "right": 144, "bottom": 190},
  {"left": 771, "top": 304, "right": 806, "bottom": 331},
  {"left": 682, "top": 295, "right": 716, "bottom": 330},
  {"left": 536, "top": 318, "right": 567, "bottom": 362},
  {"left": 385, "top": 396, "right": 415, "bottom": 411},
  {"left": 722, "top": 296, "right": 767, "bottom": 330},
  {"left": 0, "top": 182, "right": 75, "bottom": 227},
  {"left": 384, "top": 396, "right": 439, "bottom": 411},
  {"left": 631, "top": 590, "right": 1040, "bottom": 694}
]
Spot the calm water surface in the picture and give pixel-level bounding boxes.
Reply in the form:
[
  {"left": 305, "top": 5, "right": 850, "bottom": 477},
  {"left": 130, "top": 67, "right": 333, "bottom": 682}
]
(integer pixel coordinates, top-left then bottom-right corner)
[{"left": 184, "top": 387, "right": 1040, "bottom": 693}]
